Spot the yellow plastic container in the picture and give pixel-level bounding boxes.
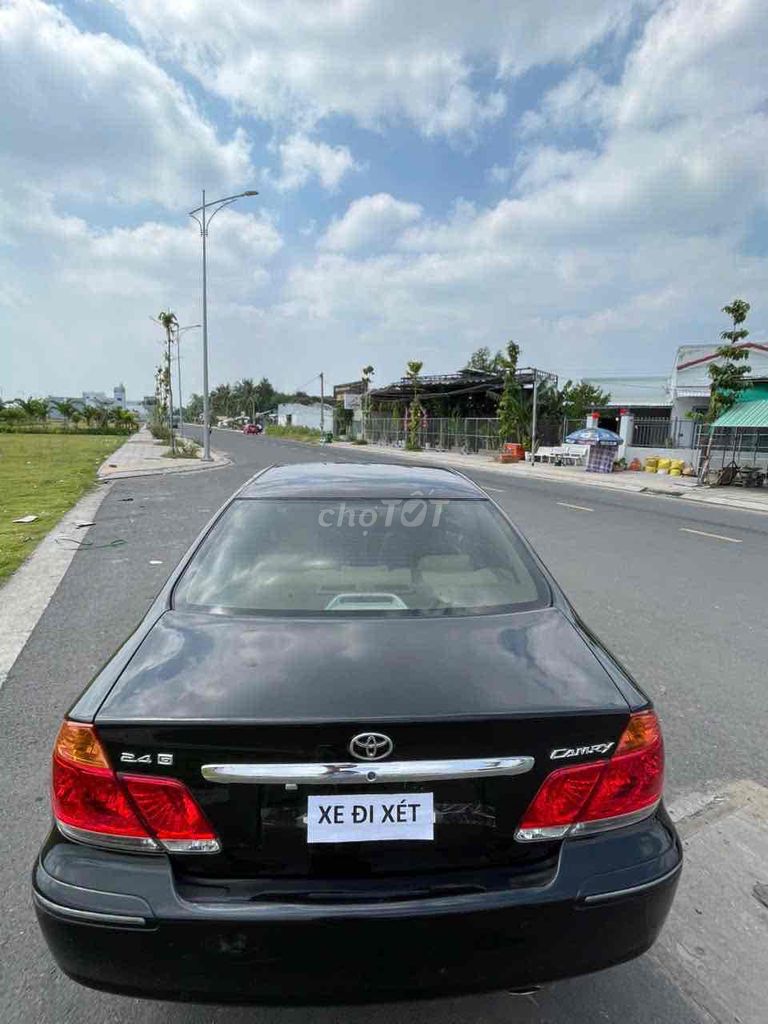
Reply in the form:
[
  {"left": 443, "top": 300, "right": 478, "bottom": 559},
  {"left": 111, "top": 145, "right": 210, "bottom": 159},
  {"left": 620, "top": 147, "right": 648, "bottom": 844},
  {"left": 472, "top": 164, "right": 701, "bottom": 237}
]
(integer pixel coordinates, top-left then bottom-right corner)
[
  {"left": 670, "top": 468, "right": 682, "bottom": 477},
  {"left": 644, "top": 465, "right": 657, "bottom": 473},
  {"left": 657, "top": 457, "right": 671, "bottom": 470}
]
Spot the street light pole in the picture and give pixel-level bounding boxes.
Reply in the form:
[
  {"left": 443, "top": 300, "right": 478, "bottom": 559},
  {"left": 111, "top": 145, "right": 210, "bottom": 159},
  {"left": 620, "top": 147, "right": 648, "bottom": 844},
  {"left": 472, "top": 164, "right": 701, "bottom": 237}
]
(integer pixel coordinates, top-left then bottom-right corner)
[
  {"left": 201, "top": 190, "right": 210, "bottom": 457},
  {"left": 189, "top": 189, "right": 258, "bottom": 460}
]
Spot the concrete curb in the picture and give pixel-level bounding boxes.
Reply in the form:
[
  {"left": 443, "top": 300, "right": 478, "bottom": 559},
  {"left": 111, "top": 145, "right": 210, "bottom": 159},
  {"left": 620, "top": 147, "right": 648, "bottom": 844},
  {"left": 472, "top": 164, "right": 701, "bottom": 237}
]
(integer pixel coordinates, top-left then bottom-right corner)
[
  {"left": 97, "top": 429, "right": 231, "bottom": 480},
  {"left": 97, "top": 451, "right": 231, "bottom": 480},
  {"left": 0, "top": 483, "right": 112, "bottom": 689}
]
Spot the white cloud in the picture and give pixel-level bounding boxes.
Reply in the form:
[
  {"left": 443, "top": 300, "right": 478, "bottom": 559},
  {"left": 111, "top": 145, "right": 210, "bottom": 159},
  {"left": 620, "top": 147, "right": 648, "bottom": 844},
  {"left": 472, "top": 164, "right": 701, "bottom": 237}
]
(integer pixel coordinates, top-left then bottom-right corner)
[
  {"left": 520, "top": 66, "right": 614, "bottom": 137},
  {"left": 110, "top": 0, "right": 639, "bottom": 141},
  {"left": 270, "top": 134, "right": 359, "bottom": 192},
  {"left": 513, "top": 147, "right": 593, "bottom": 192},
  {"left": 4, "top": 0, "right": 768, "bottom": 404},
  {"left": 487, "top": 165, "right": 513, "bottom": 185},
  {"left": 320, "top": 194, "right": 423, "bottom": 253},
  {"left": 64, "top": 210, "right": 283, "bottom": 298},
  {"left": 615, "top": 0, "right": 767, "bottom": 128},
  {"left": 271, "top": 0, "right": 768, "bottom": 382},
  {"left": 0, "top": 0, "right": 252, "bottom": 207},
  {"left": 0, "top": 188, "right": 282, "bottom": 395}
]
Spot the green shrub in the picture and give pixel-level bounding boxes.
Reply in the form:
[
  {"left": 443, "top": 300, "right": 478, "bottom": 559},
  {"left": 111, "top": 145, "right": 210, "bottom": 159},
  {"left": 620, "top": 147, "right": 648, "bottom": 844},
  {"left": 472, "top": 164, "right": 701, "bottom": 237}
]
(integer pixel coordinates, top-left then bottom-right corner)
[{"left": 265, "top": 425, "right": 321, "bottom": 441}]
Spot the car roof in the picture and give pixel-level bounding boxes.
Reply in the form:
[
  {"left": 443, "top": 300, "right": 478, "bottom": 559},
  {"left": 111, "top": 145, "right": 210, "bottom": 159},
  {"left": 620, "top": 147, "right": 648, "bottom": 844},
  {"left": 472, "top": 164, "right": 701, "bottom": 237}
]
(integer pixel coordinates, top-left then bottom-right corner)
[{"left": 238, "top": 462, "right": 486, "bottom": 499}]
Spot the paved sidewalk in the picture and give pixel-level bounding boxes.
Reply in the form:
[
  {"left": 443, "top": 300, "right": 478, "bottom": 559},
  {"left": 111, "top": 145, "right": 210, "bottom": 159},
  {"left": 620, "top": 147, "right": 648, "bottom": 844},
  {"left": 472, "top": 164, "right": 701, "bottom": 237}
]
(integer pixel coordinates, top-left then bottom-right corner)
[
  {"left": 333, "top": 441, "right": 768, "bottom": 514},
  {"left": 98, "top": 427, "right": 229, "bottom": 479}
]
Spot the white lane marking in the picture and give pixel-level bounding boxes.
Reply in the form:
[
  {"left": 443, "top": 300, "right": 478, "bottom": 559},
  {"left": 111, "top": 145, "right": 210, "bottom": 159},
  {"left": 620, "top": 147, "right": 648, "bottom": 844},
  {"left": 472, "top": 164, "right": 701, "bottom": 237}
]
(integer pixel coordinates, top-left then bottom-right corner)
[
  {"left": 680, "top": 527, "right": 741, "bottom": 544},
  {"left": 484, "top": 487, "right": 506, "bottom": 493},
  {"left": 556, "top": 501, "right": 594, "bottom": 512}
]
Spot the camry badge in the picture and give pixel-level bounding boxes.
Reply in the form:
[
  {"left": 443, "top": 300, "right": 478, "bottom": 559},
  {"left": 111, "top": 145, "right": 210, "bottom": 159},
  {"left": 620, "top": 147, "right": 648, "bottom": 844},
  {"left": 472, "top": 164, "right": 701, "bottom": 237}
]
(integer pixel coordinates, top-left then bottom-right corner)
[
  {"left": 550, "top": 743, "right": 614, "bottom": 760},
  {"left": 349, "top": 732, "right": 394, "bottom": 761}
]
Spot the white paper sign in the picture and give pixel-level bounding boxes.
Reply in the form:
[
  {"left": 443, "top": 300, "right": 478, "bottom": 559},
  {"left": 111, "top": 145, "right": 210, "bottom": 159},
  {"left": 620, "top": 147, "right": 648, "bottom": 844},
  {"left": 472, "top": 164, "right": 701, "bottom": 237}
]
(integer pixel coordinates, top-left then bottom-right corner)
[{"left": 307, "top": 793, "right": 434, "bottom": 844}]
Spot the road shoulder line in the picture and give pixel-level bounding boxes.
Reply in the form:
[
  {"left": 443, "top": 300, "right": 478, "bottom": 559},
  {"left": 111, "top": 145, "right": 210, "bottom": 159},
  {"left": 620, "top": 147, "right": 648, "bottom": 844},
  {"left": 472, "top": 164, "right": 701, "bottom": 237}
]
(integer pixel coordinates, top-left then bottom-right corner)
[{"left": 0, "top": 484, "right": 112, "bottom": 690}]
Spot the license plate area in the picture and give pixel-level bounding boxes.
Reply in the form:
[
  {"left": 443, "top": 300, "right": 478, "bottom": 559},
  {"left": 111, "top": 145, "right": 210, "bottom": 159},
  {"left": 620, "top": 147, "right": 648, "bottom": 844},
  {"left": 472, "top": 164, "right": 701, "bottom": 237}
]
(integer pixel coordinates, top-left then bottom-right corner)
[{"left": 307, "top": 793, "right": 434, "bottom": 844}]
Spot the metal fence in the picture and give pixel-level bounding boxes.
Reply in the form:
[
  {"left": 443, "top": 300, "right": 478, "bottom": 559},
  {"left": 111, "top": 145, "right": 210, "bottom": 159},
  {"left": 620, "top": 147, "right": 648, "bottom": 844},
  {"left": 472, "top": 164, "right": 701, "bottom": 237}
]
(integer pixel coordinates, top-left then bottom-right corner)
[
  {"left": 360, "top": 416, "right": 583, "bottom": 452},
  {"left": 694, "top": 425, "right": 768, "bottom": 470},
  {"left": 630, "top": 418, "right": 692, "bottom": 448}
]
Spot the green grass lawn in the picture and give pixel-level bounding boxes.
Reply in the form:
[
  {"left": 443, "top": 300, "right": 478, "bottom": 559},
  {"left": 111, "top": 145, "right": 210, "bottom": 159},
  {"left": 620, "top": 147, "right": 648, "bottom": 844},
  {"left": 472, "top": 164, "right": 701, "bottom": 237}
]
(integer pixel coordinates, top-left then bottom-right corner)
[{"left": 0, "top": 433, "right": 124, "bottom": 582}]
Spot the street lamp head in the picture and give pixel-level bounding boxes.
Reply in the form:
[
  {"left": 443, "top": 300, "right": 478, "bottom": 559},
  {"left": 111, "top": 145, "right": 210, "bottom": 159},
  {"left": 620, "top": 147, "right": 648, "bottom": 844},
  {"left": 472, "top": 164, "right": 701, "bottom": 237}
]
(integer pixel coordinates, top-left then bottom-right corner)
[{"left": 243, "top": 190, "right": 259, "bottom": 196}]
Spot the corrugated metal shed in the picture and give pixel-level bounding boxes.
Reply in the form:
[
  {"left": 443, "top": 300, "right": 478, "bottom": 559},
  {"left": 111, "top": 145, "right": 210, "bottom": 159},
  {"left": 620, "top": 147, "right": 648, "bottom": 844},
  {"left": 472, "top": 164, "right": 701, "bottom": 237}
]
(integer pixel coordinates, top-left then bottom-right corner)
[{"left": 713, "top": 399, "right": 768, "bottom": 428}]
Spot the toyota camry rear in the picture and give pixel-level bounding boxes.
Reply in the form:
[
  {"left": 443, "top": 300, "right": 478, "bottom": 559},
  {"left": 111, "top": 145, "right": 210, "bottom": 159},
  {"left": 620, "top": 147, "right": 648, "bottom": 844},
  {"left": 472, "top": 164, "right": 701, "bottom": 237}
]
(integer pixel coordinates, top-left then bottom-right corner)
[{"left": 33, "top": 463, "right": 681, "bottom": 1005}]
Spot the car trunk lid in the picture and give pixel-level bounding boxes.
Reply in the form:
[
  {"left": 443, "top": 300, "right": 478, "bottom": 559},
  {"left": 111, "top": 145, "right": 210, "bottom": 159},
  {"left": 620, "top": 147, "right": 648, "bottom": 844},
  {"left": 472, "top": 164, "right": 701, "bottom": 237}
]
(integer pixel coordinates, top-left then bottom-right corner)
[{"left": 95, "top": 608, "right": 630, "bottom": 880}]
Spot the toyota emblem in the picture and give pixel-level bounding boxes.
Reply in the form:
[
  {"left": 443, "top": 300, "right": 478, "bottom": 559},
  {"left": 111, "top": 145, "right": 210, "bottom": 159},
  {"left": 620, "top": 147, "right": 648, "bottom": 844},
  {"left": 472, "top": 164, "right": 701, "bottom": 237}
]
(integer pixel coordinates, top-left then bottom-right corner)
[{"left": 348, "top": 732, "right": 394, "bottom": 761}]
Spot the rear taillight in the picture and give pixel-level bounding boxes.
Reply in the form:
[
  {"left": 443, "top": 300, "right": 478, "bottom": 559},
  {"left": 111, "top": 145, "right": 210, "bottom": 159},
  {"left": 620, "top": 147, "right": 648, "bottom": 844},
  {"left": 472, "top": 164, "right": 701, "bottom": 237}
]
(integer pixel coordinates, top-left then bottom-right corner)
[
  {"left": 516, "top": 710, "right": 664, "bottom": 842},
  {"left": 120, "top": 774, "right": 218, "bottom": 852},
  {"left": 52, "top": 721, "right": 219, "bottom": 854}
]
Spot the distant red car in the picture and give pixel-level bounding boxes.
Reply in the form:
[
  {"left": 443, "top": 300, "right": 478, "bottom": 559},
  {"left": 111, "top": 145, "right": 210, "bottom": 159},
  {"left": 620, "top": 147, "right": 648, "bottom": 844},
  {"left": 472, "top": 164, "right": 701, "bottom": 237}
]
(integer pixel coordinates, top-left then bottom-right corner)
[{"left": 243, "top": 423, "right": 262, "bottom": 435}]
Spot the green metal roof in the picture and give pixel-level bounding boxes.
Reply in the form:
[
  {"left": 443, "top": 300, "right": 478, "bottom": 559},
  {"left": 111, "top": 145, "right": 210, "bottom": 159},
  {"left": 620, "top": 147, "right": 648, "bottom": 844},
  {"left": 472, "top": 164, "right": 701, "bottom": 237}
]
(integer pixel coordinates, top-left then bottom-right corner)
[
  {"left": 737, "top": 384, "right": 768, "bottom": 403},
  {"left": 713, "top": 399, "right": 768, "bottom": 428}
]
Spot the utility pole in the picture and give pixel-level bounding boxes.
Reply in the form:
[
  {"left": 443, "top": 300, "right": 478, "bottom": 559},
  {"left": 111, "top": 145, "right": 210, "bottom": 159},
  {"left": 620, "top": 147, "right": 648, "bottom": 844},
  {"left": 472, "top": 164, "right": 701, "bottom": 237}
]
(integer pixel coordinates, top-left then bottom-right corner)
[{"left": 319, "top": 372, "right": 325, "bottom": 434}]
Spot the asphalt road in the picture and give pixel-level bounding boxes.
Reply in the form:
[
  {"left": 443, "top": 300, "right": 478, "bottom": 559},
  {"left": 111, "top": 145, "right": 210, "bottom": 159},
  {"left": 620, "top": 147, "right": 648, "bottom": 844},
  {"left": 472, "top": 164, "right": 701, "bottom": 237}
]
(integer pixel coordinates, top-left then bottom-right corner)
[{"left": 2, "top": 429, "right": 766, "bottom": 1024}]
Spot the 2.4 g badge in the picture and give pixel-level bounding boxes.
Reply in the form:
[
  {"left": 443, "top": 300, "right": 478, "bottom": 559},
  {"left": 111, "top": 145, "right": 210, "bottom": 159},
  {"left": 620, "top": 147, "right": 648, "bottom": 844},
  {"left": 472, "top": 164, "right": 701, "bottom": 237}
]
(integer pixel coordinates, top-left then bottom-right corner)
[{"left": 119, "top": 751, "right": 174, "bottom": 766}]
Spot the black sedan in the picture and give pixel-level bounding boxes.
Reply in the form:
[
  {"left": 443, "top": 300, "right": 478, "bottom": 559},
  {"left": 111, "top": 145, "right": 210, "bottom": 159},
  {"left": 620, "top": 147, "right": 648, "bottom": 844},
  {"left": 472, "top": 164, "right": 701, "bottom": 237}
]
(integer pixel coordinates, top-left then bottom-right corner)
[{"left": 33, "top": 463, "right": 681, "bottom": 1004}]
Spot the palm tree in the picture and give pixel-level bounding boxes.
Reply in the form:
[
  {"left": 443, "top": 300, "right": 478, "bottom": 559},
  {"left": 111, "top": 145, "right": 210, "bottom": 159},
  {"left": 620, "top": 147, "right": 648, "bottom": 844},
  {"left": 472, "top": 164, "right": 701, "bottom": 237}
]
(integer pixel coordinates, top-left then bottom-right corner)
[
  {"left": 51, "top": 399, "right": 79, "bottom": 426},
  {"left": 234, "top": 378, "right": 258, "bottom": 421},
  {"left": 404, "top": 361, "right": 424, "bottom": 451},
  {"left": 13, "top": 397, "right": 50, "bottom": 421},
  {"left": 157, "top": 310, "right": 178, "bottom": 452},
  {"left": 81, "top": 404, "right": 101, "bottom": 428},
  {"left": 255, "top": 377, "right": 275, "bottom": 412},
  {"left": 109, "top": 407, "right": 139, "bottom": 432},
  {"left": 210, "top": 383, "right": 233, "bottom": 420}
]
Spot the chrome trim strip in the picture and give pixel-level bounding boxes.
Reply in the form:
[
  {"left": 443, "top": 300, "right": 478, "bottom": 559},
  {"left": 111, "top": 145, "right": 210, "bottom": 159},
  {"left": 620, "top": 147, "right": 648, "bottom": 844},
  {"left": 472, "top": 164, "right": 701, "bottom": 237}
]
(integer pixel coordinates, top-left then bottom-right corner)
[
  {"left": 56, "top": 820, "right": 161, "bottom": 854},
  {"left": 161, "top": 837, "right": 221, "bottom": 854},
  {"left": 32, "top": 890, "right": 147, "bottom": 926},
  {"left": 201, "top": 755, "right": 535, "bottom": 786},
  {"left": 515, "top": 800, "right": 660, "bottom": 843},
  {"left": 569, "top": 801, "right": 659, "bottom": 838},
  {"left": 583, "top": 862, "right": 682, "bottom": 904}
]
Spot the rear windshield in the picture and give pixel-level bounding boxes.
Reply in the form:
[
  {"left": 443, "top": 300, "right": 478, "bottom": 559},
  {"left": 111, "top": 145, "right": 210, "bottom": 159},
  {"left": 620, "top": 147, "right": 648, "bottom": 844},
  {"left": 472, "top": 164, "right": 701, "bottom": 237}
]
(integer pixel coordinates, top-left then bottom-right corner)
[{"left": 174, "top": 498, "right": 549, "bottom": 617}]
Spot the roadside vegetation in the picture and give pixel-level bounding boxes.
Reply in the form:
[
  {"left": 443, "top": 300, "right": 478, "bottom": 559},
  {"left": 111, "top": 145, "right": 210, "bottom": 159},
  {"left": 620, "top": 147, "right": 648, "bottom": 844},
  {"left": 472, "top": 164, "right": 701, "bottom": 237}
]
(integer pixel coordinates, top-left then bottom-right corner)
[
  {"left": 163, "top": 438, "right": 200, "bottom": 459},
  {"left": 185, "top": 377, "right": 324, "bottom": 424},
  {"left": 0, "top": 433, "right": 124, "bottom": 582},
  {"left": 265, "top": 424, "right": 322, "bottom": 441},
  {"left": 0, "top": 396, "right": 139, "bottom": 434}
]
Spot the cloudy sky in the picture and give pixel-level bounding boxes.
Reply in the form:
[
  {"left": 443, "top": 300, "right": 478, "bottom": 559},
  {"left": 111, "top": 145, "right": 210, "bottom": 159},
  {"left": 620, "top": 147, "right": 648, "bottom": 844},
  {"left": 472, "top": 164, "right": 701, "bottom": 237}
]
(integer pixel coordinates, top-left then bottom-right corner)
[{"left": 1, "top": 0, "right": 766, "bottom": 401}]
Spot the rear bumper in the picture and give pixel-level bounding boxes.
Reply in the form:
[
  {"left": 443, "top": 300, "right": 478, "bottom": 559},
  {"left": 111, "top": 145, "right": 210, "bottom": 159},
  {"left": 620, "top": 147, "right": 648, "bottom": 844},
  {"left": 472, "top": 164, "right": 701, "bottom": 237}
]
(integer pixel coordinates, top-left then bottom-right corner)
[{"left": 33, "top": 806, "right": 681, "bottom": 1005}]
